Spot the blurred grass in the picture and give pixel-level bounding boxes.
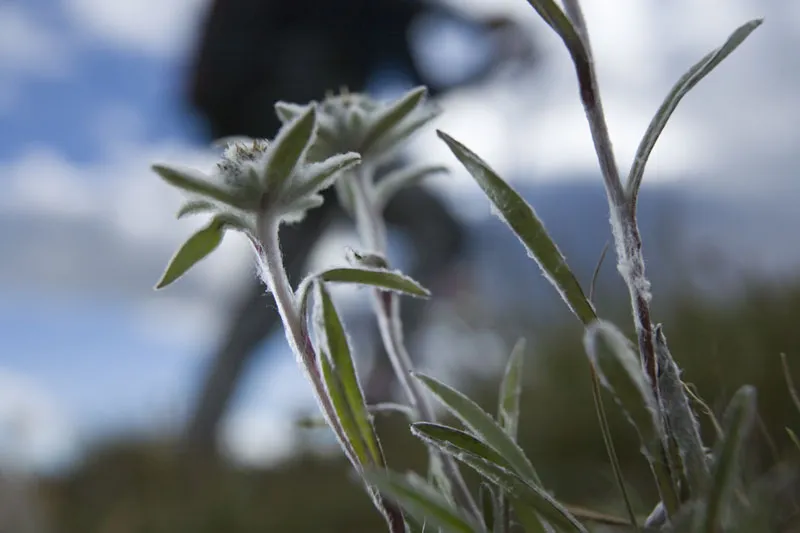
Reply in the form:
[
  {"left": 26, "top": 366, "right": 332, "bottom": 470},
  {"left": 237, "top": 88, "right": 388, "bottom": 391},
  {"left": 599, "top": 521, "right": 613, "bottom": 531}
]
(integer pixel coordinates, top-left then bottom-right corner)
[{"left": 29, "top": 275, "right": 800, "bottom": 532}]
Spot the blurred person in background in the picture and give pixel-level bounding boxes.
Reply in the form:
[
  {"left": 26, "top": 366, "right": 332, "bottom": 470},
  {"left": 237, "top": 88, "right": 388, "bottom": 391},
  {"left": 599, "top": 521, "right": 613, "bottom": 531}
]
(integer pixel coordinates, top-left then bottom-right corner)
[{"left": 184, "top": 0, "right": 538, "bottom": 455}]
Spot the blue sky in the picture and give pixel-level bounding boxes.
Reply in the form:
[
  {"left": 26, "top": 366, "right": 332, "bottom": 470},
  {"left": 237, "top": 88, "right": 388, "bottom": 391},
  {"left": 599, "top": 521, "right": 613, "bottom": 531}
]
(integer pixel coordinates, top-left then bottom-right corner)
[{"left": 1, "top": 0, "right": 798, "bottom": 474}]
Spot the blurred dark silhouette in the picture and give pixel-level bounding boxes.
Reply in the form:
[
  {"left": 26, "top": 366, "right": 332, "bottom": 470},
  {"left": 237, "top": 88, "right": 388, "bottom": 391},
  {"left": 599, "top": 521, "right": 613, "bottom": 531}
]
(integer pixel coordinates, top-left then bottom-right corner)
[{"left": 184, "top": 0, "right": 538, "bottom": 455}]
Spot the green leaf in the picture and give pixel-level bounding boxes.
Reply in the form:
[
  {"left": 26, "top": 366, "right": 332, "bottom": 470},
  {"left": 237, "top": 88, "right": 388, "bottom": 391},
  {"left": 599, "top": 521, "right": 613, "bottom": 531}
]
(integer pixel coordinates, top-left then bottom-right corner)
[
  {"left": 282, "top": 152, "right": 361, "bottom": 205},
  {"left": 155, "top": 218, "right": 224, "bottom": 289},
  {"left": 437, "top": 131, "right": 596, "bottom": 325},
  {"left": 788, "top": 428, "right": 800, "bottom": 452},
  {"left": 478, "top": 483, "right": 496, "bottom": 533},
  {"left": 498, "top": 338, "right": 526, "bottom": 441},
  {"left": 274, "top": 101, "right": 309, "bottom": 123},
  {"left": 524, "top": 0, "right": 589, "bottom": 76},
  {"left": 698, "top": 385, "right": 756, "bottom": 533},
  {"left": 370, "top": 105, "right": 441, "bottom": 156},
  {"left": 412, "top": 424, "right": 586, "bottom": 533},
  {"left": 316, "top": 281, "right": 384, "bottom": 466},
  {"left": 583, "top": 321, "right": 661, "bottom": 451},
  {"left": 626, "top": 19, "right": 762, "bottom": 205},
  {"left": 152, "top": 164, "right": 249, "bottom": 209},
  {"left": 413, "top": 373, "right": 540, "bottom": 486},
  {"left": 177, "top": 199, "right": 216, "bottom": 219},
  {"left": 374, "top": 165, "right": 449, "bottom": 209},
  {"left": 361, "top": 86, "right": 428, "bottom": 155},
  {"left": 363, "top": 469, "right": 484, "bottom": 533},
  {"left": 654, "top": 325, "right": 710, "bottom": 496},
  {"left": 583, "top": 321, "right": 680, "bottom": 515},
  {"left": 265, "top": 105, "right": 317, "bottom": 191},
  {"left": 318, "top": 267, "right": 430, "bottom": 298}
]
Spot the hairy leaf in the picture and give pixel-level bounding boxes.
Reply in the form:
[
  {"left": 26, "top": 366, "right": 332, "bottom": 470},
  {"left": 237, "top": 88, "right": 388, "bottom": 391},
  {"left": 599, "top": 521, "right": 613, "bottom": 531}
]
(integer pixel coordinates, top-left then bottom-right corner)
[
  {"left": 437, "top": 131, "right": 596, "bottom": 325},
  {"left": 413, "top": 373, "right": 540, "bottom": 486},
  {"left": 362, "top": 87, "right": 428, "bottom": 155},
  {"left": 364, "top": 469, "right": 483, "bottom": 533},
  {"left": 265, "top": 105, "right": 317, "bottom": 191},
  {"left": 152, "top": 164, "right": 250, "bottom": 209},
  {"left": 155, "top": 218, "right": 224, "bottom": 289},
  {"left": 626, "top": 19, "right": 762, "bottom": 205},
  {"left": 318, "top": 267, "right": 430, "bottom": 298}
]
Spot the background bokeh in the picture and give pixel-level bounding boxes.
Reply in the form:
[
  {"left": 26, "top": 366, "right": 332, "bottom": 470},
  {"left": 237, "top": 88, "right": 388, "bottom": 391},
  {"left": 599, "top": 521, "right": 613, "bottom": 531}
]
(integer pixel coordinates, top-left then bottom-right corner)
[{"left": 2, "top": 0, "right": 800, "bottom": 531}]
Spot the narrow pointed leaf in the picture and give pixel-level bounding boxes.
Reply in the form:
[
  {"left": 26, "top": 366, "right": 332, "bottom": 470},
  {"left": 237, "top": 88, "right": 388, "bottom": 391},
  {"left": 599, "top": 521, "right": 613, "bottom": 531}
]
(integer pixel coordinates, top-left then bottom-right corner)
[
  {"left": 478, "top": 483, "right": 496, "bottom": 533},
  {"left": 583, "top": 321, "right": 680, "bottom": 514},
  {"left": 626, "top": 19, "right": 762, "bottom": 204},
  {"left": 274, "top": 101, "right": 309, "bottom": 123},
  {"left": 318, "top": 350, "right": 372, "bottom": 465},
  {"left": 278, "top": 194, "right": 325, "bottom": 225},
  {"left": 413, "top": 373, "right": 540, "bottom": 485},
  {"left": 265, "top": 105, "right": 317, "bottom": 191},
  {"left": 319, "top": 267, "right": 430, "bottom": 298},
  {"left": 437, "top": 131, "right": 596, "bottom": 325},
  {"left": 370, "top": 105, "right": 441, "bottom": 156},
  {"left": 524, "top": 0, "right": 589, "bottom": 72},
  {"left": 362, "top": 86, "right": 428, "bottom": 154},
  {"left": 363, "top": 469, "right": 483, "bottom": 533},
  {"left": 155, "top": 218, "right": 225, "bottom": 289},
  {"left": 283, "top": 152, "right": 361, "bottom": 205},
  {"left": 374, "top": 165, "right": 449, "bottom": 209},
  {"left": 152, "top": 164, "right": 246, "bottom": 209},
  {"left": 698, "top": 385, "right": 757, "bottom": 533},
  {"left": 498, "top": 338, "right": 526, "bottom": 441},
  {"left": 412, "top": 424, "right": 586, "bottom": 533},
  {"left": 583, "top": 321, "right": 661, "bottom": 450},
  {"left": 177, "top": 199, "right": 216, "bottom": 219},
  {"left": 317, "top": 281, "right": 383, "bottom": 466},
  {"left": 654, "top": 325, "right": 710, "bottom": 496}
]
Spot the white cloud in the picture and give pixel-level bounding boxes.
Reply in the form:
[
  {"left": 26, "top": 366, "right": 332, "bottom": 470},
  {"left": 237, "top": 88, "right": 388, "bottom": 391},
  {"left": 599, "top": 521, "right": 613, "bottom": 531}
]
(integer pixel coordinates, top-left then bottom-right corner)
[
  {"left": 0, "top": 369, "right": 78, "bottom": 474},
  {"left": 0, "top": 4, "right": 75, "bottom": 113},
  {"left": 64, "top": 0, "right": 209, "bottom": 58}
]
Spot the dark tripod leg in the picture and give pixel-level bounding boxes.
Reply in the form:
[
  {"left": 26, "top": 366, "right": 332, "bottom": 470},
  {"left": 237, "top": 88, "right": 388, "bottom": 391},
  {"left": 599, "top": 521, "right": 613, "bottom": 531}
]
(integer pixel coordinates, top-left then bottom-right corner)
[
  {"left": 362, "top": 184, "right": 465, "bottom": 403},
  {"left": 183, "top": 201, "right": 338, "bottom": 456}
]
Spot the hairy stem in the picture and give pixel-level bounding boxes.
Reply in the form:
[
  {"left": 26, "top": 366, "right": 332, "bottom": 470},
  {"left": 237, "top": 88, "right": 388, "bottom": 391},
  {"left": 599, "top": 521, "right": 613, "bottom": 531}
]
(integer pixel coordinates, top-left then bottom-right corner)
[
  {"left": 349, "top": 169, "right": 481, "bottom": 520},
  {"left": 256, "top": 215, "right": 405, "bottom": 531}
]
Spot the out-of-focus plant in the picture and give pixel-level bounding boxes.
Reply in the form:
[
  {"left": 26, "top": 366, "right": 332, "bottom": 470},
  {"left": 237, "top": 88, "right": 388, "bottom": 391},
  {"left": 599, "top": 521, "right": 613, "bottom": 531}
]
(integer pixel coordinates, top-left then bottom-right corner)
[{"left": 151, "top": 0, "right": 780, "bottom": 530}]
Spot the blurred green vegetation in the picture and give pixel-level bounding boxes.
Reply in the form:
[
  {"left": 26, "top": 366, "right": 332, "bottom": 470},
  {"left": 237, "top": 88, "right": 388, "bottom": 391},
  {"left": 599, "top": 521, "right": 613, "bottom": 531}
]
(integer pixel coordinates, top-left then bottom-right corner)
[{"left": 29, "top": 276, "right": 800, "bottom": 532}]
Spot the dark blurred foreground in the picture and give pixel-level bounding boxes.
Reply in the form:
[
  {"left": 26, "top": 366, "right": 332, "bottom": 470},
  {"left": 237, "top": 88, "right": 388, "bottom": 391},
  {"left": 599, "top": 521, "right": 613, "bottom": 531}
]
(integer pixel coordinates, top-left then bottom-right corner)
[{"left": 13, "top": 275, "right": 800, "bottom": 532}]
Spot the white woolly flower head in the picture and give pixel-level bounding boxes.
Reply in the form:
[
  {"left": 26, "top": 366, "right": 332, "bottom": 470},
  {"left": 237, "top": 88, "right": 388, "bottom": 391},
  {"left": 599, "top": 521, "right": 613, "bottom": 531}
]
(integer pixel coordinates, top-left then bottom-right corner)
[{"left": 151, "top": 105, "right": 361, "bottom": 290}]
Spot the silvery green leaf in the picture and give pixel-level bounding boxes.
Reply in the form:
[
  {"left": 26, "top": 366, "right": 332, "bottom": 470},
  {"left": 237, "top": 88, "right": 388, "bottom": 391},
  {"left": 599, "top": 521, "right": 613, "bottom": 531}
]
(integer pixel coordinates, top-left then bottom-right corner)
[
  {"left": 278, "top": 194, "right": 325, "bottom": 225},
  {"left": 369, "top": 105, "right": 441, "bottom": 158},
  {"left": 524, "top": 0, "right": 589, "bottom": 74},
  {"left": 264, "top": 105, "right": 317, "bottom": 191},
  {"left": 437, "top": 130, "right": 596, "bottom": 325},
  {"left": 363, "top": 469, "right": 484, "bottom": 533},
  {"left": 318, "top": 267, "right": 430, "bottom": 298},
  {"left": 412, "top": 423, "right": 585, "bottom": 533},
  {"left": 316, "top": 281, "right": 384, "bottom": 466},
  {"left": 583, "top": 321, "right": 680, "bottom": 514},
  {"left": 697, "top": 385, "right": 756, "bottom": 533},
  {"left": 478, "top": 483, "right": 496, "bottom": 533},
  {"left": 583, "top": 321, "right": 660, "bottom": 451},
  {"left": 274, "top": 101, "right": 310, "bottom": 123},
  {"left": 152, "top": 164, "right": 249, "bottom": 209},
  {"left": 281, "top": 151, "right": 361, "bottom": 205},
  {"left": 346, "top": 248, "right": 389, "bottom": 269},
  {"left": 177, "top": 199, "right": 216, "bottom": 219},
  {"left": 374, "top": 165, "right": 449, "bottom": 210},
  {"left": 654, "top": 325, "right": 710, "bottom": 496},
  {"left": 626, "top": 19, "right": 763, "bottom": 206},
  {"left": 413, "top": 373, "right": 540, "bottom": 486},
  {"left": 498, "top": 338, "right": 526, "bottom": 442},
  {"left": 361, "top": 86, "right": 428, "bottom": 155},
  {"left": 155, "top": 217, "right": 224, "bottom": 289}
]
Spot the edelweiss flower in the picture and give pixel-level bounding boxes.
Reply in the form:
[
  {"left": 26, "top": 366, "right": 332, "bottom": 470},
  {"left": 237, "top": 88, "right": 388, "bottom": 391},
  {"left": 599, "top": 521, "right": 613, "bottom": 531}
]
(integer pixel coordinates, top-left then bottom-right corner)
[{"left": 152, "top": 105, "right": 360, "bottom": 289}]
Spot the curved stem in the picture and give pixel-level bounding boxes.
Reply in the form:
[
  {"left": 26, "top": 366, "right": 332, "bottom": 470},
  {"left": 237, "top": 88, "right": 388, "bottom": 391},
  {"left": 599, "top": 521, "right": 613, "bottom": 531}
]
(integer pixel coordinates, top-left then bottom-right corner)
[{"left": 349, "top": 170, "right": 481, "bottom": 520}]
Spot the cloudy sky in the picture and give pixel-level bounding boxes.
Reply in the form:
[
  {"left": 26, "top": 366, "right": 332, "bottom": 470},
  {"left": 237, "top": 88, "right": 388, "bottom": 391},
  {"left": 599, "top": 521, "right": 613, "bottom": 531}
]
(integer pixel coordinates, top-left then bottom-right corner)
[{"left": 1, "top": 0, "right": 797, "bottom": 474}]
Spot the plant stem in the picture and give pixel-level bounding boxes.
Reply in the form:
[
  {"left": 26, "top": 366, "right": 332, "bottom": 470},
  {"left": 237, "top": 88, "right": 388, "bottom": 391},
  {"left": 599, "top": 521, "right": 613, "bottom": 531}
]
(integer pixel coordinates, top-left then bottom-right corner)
[
  {"left": 349, "top": 168, "right": 481, "bottom": 520},
  {"left": 256, "top": 217, "right": 407, "bottom": 532}
]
